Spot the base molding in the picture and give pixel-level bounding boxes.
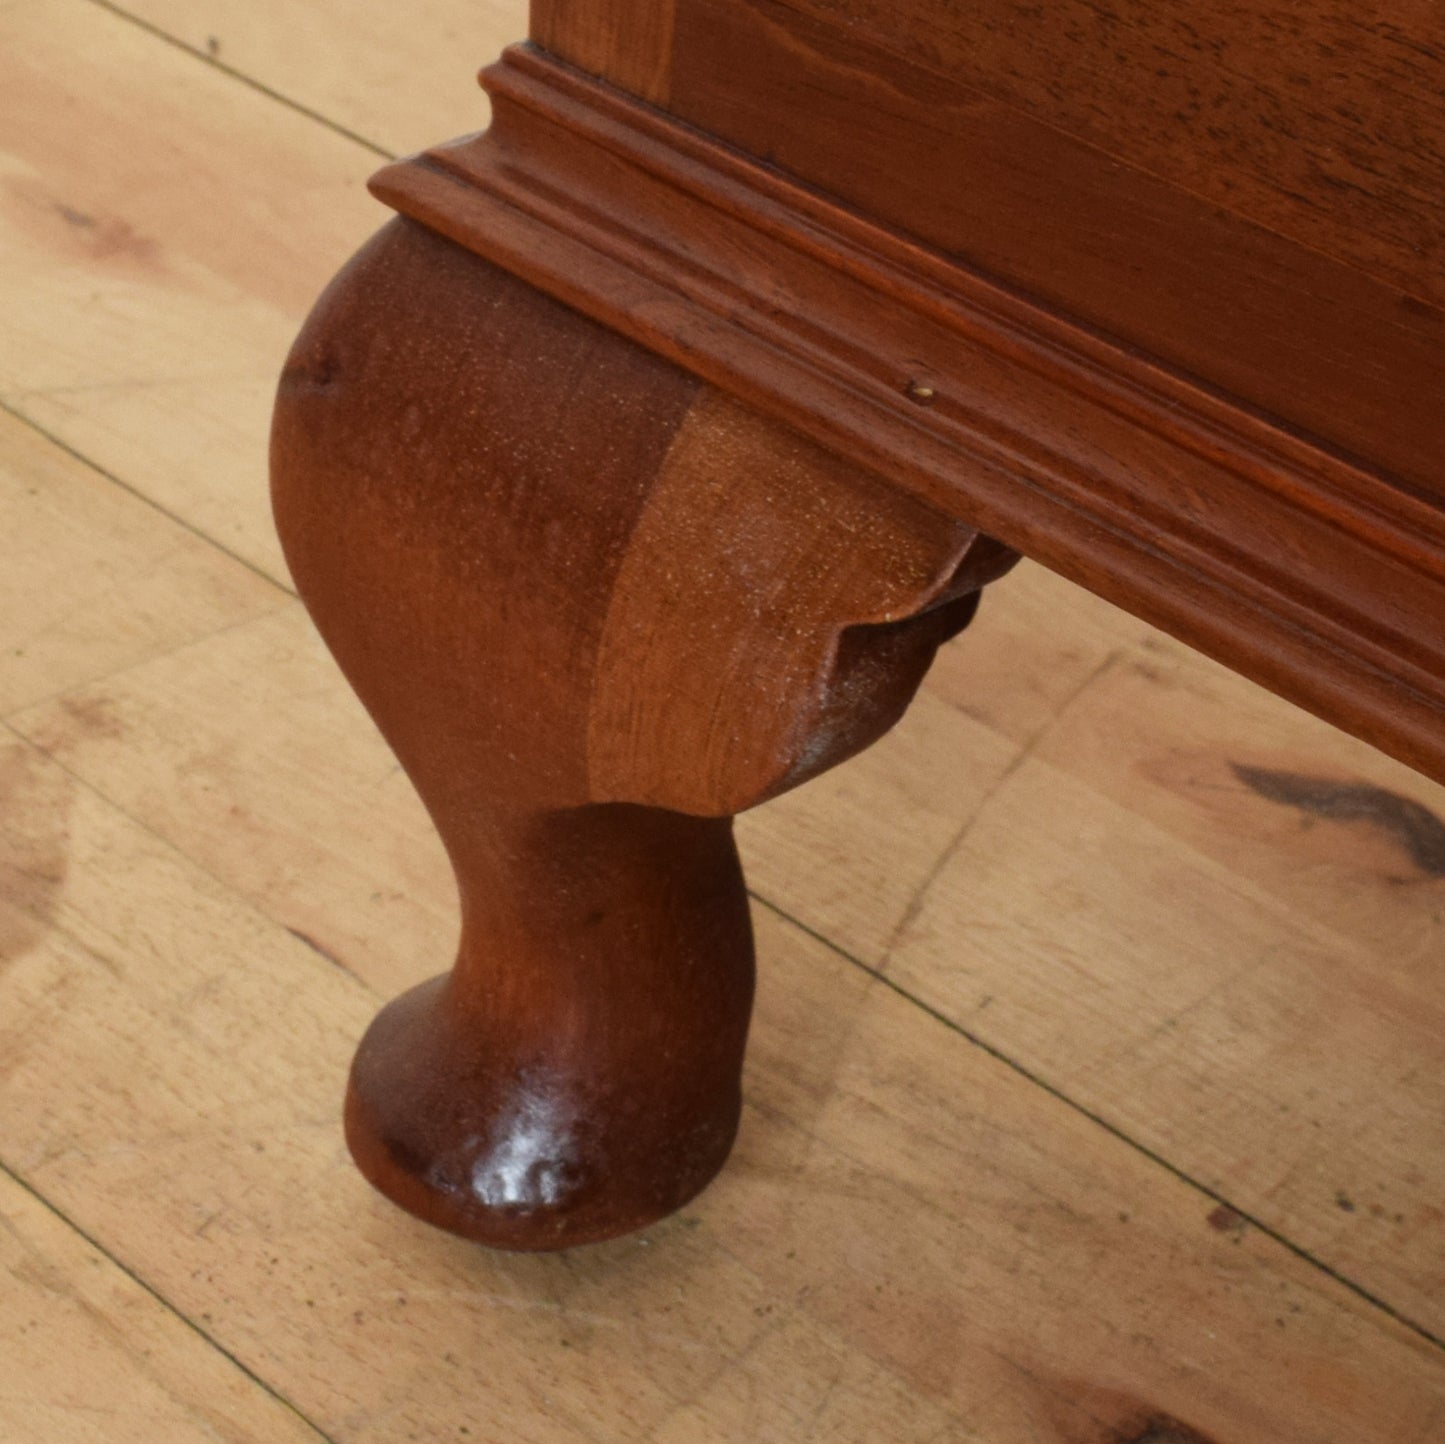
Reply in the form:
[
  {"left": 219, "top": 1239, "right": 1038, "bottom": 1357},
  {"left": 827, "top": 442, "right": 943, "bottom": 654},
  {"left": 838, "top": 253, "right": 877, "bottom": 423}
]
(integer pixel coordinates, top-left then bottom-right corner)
[{"left": 373, "top": 45, "right": 1445, "bottom": 785}]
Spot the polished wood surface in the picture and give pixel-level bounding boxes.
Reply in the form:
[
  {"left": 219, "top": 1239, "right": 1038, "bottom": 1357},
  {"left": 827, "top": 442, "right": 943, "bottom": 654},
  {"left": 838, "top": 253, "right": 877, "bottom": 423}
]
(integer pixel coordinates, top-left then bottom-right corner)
[
  {"left": 286, "top": 0, "right": 1445, "bottom": 1257},
  {"left": 379, "top": 46, "right": 1445, "bottom": 787},
  {"left": 677, "top": 0, "right": 1445, "bottom": 303},
  {"left": 536, "top": 0, "right": 1445, "bottom": 498},
  {"left": 4, "top": 2, "right": 1444, "bottom": 1437},
  {"left": 292, "top": 0, "right": 1445, "bottom": 1274},
  {"left": 273, "top": 216, "right": 1014, "bottom": 1245}
]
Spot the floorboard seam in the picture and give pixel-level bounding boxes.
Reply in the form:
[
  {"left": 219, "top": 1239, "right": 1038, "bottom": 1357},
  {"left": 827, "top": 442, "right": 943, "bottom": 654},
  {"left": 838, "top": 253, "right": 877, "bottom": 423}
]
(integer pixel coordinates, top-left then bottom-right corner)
[
  {"left": 0, "top": 1157, "right": 342, "bottom": 1444},
  {"left": 81, "top": 0, "right": 396, "bottom": 161},
  {"left": 754, "top": 892, "right": 1445, "bottom": 1358},
  {"left": 0, "top": 397, "right": 292, "bottom": 597}
]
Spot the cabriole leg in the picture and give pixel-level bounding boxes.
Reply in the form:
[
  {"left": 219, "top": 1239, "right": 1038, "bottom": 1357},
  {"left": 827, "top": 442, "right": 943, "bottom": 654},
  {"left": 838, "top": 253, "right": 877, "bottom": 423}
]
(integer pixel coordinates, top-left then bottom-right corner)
[{"left": 271, "top": 218, "right": 1017, "bottom": 1249}]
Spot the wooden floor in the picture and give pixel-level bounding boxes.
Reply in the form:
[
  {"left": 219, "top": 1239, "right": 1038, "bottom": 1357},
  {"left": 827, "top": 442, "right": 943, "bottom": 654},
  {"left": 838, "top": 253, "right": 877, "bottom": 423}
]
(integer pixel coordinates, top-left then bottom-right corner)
[{"left": 3, "top": 4, "right": 1444, "bottom": 1441}]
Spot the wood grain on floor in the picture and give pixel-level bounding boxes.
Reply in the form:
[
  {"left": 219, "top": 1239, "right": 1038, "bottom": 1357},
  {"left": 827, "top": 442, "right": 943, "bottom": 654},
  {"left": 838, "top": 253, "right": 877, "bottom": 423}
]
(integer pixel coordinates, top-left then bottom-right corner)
[{"left": 2, "top": 3, "right": 1443, "bottom": 1441}]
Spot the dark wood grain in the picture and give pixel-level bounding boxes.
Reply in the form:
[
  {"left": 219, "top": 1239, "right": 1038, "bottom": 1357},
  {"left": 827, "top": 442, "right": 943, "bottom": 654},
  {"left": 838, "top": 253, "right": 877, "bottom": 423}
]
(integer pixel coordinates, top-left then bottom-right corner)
[
  {"left": 661, "top": 0, "right": 1445, "bottom": 500},
  {"left": 716, "top": 0, "right": 1445, "bottom": 306},
  {"left": 531, "top": 0, "right": 675, "bottom": 103},
  {"left": 271, "top": 216, "right": 1012, "bottom": 1248},
  {"left": 537, "top": 0, "right": 1445, "bottom": 307}
]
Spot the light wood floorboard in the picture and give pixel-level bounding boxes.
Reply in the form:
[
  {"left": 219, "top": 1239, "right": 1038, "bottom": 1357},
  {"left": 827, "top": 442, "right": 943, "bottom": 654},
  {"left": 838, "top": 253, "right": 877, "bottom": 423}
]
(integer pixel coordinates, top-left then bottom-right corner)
[{"left": 3, "top": 2, "right": 1444, "bottom": 1439}]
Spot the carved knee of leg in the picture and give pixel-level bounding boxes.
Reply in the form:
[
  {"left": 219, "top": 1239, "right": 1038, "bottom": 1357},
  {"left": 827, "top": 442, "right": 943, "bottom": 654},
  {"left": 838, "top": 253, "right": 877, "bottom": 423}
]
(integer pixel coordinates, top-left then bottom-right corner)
[
  {"left": 270, "top": 215, "right": 708, "bottom": 822},
  {"left": 585, "top": 389, "right": 1019, "bottom": 814},
  {"left": 272, "top": 215, "right": 1016, "bottom": 825}
]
